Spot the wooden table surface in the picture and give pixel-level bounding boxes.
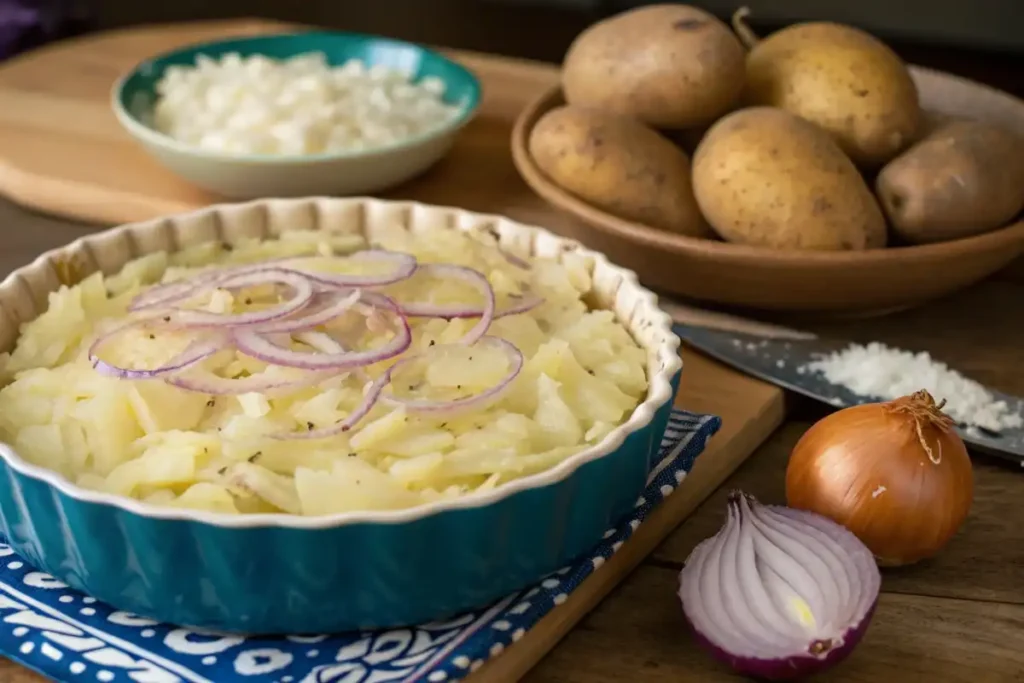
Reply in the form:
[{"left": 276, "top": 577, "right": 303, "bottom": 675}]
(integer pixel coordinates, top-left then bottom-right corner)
[
  {"left": 2, "top": 3, "right": 1024, "bottom": 679},
  {"left": 0, "top": 205, "right": 1022, "bottom": 683}
]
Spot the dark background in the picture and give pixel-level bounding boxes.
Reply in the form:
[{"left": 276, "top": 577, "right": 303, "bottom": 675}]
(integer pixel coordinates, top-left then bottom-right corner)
[{"left": 79, "top": 0, "right": 1024, "bottom": 98}]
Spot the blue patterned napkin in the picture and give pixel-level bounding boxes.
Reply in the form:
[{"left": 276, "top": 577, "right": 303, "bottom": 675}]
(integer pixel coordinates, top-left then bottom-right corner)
[{"left": 0, "top": 409, "right": 720, "bottom": 683}]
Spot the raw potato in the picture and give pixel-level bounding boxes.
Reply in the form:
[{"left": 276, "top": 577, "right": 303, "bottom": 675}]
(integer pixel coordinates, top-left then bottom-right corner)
[
  {"left": 562, "top": 4, "right": 746, "bottom": 130},
  {"left": 692, "top": 107, "right": 888, "bottom": 250},
  {"left": 737, "top": 16, "right": 921, "bottom": 167},
  {"left": 529, "top": 105, "right": 708, "bottom": 237},
  {"left": 876, "top": 120, "right": 1024, "bottom": 244},
  {"left": 0, "top": 227, "right": 652, "bottom": 515}
]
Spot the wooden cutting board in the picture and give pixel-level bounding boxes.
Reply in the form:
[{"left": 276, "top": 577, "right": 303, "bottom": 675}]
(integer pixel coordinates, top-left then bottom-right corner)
[
  {"left": 0, "top": 18, "right": 575, "bottom": 229},
  {"left": 471, "top": 348, "right": 784, "bottom": 682},
  {"left": 0, "top": 20, "right": 786, "bottom": 682}
]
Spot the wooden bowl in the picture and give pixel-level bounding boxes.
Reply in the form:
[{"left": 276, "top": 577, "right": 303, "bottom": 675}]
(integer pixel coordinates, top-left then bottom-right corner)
[{"left": 511, "top": 66, "right": 1024, "bottom": 316}]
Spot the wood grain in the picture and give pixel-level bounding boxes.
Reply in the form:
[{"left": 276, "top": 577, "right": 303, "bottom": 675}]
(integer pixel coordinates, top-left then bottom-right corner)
[
  {"left": 655, "top": 422, "right": 1024, "bottom": 607},
  {"left": 0, "top": 17, "right": 1020, "bottom": 284},
  {"left": 0, "top": 22, "right": 791, "bottom": 679},
  {"left": 525, "top": 564, "right": 1024, "bottom": 683},
  {"left": 0, "top": 340, "right": 785, "bottom": 683},
  {"left": 470, "top": 352, "right": 785, "bottom": 682},
  {"left": 0, "top": 19, "right": 566, "bottom": 227},
  {"left": 511, "top": 82, "right": 1024, "bottom": 311},
  {"left": 1, "top": 17, "right": 1024, "bottom": 683}
]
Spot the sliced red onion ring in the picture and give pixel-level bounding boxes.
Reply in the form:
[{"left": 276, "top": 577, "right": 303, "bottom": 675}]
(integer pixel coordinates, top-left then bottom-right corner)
[
  {"left": 293, "top": 330, "right": 347, "bottom": 354},
  {"left": 89, "top": 319, "right": 226, "bottom": 380},
  {"left": 165, "top": 366, "right": 337, "bottom": 395},
  {"left": 129, "top": 277, "right": 206, "bottom": 312},
  {"left": 127, "top": 261, "right": 276, "bottom": 312},
  {"left": 678, "top": 492, "right": 880, "bottom": 680},
  {"left": 380, "top": 336, "right": 523, "bottom": 416},
  {"left": 273, "top": 372, "right": 392, "bottom": 440},
  {"left": 398, "top": 264, "right": 496, "bottom": 345},
  {"left": 251, "top": 289, "right": 361, "bottom": 334},
  {"left": 231, "top": 305, "right": 412, "bottom": 371},
  {"left": 293, "top": 331, "right": 372, "bottom": 384},
  {"left": 280, "top": 250, "right": 417, "bottom": 288},
  {"left": 129, "top": 248, "right": 413, "bottom": 313},
  {"left": 168, "top": 269, "right": 315, "bottom": 328},
  {"left": 397, "top": 292, "right": 543, "bottom": 320}
]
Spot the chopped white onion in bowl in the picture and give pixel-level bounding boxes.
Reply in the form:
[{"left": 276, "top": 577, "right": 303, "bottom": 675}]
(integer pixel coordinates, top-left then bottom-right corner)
[{"left": 151, "top": 52, "right": 462, "bottom": 156}]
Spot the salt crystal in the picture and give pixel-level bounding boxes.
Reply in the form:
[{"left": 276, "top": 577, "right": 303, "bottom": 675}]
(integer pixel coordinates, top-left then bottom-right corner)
[{"left": 802, "top": 341, "right": 1023, "bottom": 432}]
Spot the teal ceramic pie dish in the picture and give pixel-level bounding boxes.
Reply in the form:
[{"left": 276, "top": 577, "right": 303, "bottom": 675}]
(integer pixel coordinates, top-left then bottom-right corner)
[
  {"left": 0, "top": 198, "right": 681, "bottom": 634},
  {"left": 112, "top": 33, "right": 482, "bottom": 199}
]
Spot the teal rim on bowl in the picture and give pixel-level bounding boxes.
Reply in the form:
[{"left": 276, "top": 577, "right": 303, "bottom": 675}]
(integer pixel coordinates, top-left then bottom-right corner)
[{"left": 111, "top": 31, "right": 483, "bottom": 162}]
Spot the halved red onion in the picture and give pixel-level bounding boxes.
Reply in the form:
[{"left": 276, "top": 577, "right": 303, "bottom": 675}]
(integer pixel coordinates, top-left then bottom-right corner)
[
  {"left": 398, "top": 264, "right": 496, "bottom": 345},
  {"left": 679, "top": 492, "right": 880, "bottom": 681},
  {"left": 251, "top": 289, "right": 361, "bottom": 334},
  {"left": 167, "top": 269, "right": 315, "bottom": 328},
  {"left": 273, "top": 372, "right": 392, "bottom": 440},
  {"left": 231, "top": 305, "right": 412, "bottom": 371},
  {"left": 380, "top": 336, "right": 523, "bottom": 416},
  {"left": 89, "top": 319, "right": 226, "bottom": 380},
  {"left": 280, "top": 250, "right": 417, "bottom": 288}
]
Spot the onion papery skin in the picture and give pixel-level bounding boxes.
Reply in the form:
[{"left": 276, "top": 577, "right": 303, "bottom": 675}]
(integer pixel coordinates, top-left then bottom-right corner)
[
  {"left": 678, "top": 493, "right": 880, "bottom": 681},
  {"left": 786, "top": 391, "right": 974, "bottom": 566}
]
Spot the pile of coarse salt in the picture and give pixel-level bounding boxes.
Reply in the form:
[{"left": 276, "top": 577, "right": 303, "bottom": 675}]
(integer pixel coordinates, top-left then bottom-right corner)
[{"left": 801, "top": 341, "right": 1024, "bottom": 432}]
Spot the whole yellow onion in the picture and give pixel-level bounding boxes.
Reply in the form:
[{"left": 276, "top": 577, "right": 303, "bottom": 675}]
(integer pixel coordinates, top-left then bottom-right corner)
[{"left": 786, "top": 390, "right": 973, "bottom": 566}]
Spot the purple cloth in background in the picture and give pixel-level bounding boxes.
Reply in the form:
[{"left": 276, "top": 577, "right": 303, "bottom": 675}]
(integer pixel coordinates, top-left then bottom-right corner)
[{"left": 0, "top": 0, "right": 92, "bottom": 60}]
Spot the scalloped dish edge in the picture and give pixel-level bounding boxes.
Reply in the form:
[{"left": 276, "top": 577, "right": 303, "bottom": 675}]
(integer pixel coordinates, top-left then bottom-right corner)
[{"left": 0, "top": 197, "right": 683, "bottom": 528}]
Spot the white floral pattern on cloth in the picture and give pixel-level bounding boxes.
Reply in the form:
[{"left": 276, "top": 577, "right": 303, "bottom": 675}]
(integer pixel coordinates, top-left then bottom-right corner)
[{"left": 0, "top": 410, "right": 719, "bottom": 683}]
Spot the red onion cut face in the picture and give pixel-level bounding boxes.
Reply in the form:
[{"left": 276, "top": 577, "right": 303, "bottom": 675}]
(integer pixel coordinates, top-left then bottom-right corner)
[{"left": 678, "top": 492, "right": 880, "bottom": 681}]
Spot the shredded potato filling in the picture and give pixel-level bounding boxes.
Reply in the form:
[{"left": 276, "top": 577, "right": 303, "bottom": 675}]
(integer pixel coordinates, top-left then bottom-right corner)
[{"left": 0, "top": 227, "right": 649, "bottom": 516}]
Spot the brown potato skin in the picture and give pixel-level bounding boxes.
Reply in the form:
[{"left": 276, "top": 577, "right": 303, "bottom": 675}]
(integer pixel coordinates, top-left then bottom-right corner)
[
  {"left": 562, "top": 4, "right": 746, "bottom": 130},
  {"left": 876, "top": 120, "right": 1024, "bottom": 244},
  {"left": 744, "top": 22, "right": 921, "bottom": 168},
  {"left": 692, "top": 107, "right": 888, "bottom": 250},
  {"left": 529, "top": 105, "right": 708, "bottom": 237}
]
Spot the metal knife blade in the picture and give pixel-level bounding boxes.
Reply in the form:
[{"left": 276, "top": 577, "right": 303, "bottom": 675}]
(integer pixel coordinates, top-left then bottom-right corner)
[{"left": 664, "top": 302, "right": 1024, "bottom": 467}]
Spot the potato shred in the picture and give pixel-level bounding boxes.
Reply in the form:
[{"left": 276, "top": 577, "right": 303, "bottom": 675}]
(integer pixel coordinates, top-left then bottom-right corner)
[{"left": 0, "top": 226, "right": 649, "bottom": 516}]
